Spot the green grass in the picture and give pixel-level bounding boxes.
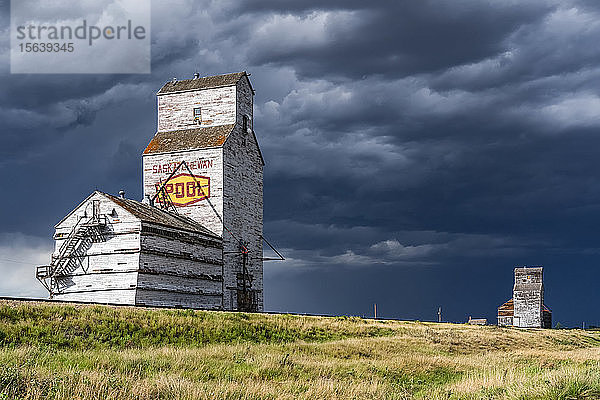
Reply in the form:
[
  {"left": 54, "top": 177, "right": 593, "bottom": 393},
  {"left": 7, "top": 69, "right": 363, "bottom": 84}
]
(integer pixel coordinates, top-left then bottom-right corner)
[
  {"left": 1, "top": 300, "right": 599, "bottom": 399},
  {"left": 0, "top": 302, "right": 393, "bottom": 349}
]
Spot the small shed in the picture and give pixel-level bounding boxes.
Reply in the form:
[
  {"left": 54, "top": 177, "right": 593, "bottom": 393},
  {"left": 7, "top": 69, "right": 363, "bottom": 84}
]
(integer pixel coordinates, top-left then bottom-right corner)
[
  {"left": 467, "top": 317, "right": 487, "bottom": 325},
  {"left": 37, "top": 191, "right": 225, "bottom": 308}
]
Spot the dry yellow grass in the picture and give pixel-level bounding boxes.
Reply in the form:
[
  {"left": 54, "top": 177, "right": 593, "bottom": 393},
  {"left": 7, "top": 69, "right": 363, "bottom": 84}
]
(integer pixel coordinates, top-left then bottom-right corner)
[{"left": 1, "top": 301, "right": 599, "bottom": 399}]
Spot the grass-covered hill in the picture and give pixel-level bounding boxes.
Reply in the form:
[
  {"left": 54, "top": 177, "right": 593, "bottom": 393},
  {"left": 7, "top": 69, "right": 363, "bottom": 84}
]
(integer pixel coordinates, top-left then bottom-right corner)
[{"left": 1, "top": 300, "right": 599, "bottom": 399}]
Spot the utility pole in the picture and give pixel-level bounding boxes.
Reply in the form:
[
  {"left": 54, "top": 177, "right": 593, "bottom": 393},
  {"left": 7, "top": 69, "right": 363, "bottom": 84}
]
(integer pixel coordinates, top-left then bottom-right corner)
[{"left": 438, "top": 306, "right": 442, "bottom": 323}]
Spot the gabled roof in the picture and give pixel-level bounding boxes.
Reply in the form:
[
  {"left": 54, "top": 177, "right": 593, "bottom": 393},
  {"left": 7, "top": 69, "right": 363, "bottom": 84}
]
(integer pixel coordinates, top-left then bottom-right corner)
[
  {"left": 515, "top": 266, "right": 543, "bottom": 272},
  {"left": 55, "top": 191, "right": 219, "bottom": 239},
  {"left": 101, "top": 192, "right": 219, "bottom": 238},
  {"left": 157, "top": 72, "right": 251, "bottom": 95},
  {"left": 143, "top": 125, "right": 235, "bottom": 155}
]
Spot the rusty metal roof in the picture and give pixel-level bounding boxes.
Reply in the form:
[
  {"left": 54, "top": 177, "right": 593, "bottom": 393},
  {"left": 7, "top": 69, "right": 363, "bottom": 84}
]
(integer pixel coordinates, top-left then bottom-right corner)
[
  {"left": 157, "top": 72, "right": 248, "bottom": 95},
  {"left": 497, "top": 298, "right": 514, "bottom": 316},
  {"left": 498, "top": 298, "right": 514, "bottom": 310},
  {"left": 143, "top": 124, "right": 235, "bottom": 154},
  {"left": 101, "top": 192, "right": 220, "bottom": 239}
]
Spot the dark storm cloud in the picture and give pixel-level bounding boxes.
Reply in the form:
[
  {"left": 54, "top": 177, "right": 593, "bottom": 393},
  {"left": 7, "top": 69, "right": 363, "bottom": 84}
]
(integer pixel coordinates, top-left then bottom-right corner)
[
  {"left": 238, "top": 1, "right": 555, "bottom": 79},
  {"left": 431, "top": 9, "right": 600, "bottom": 92},
  {"left": 1, "top": 0, "right": 600, "bottom": 325},
  {"left": 240, "top": 1, "right": 600, "bottom": 326}
]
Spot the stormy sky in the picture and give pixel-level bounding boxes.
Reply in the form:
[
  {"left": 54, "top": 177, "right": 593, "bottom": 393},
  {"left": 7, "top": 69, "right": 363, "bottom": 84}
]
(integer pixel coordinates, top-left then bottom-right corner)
[{"left": 1, "top": 0, "right": 599, "bottom": 326}]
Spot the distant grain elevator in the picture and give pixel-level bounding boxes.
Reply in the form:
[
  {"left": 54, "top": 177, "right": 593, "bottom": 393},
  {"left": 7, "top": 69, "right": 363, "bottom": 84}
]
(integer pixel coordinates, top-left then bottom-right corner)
[
  {"left": 37, "top": 72, "right": 265, "bottom": 312},
  {"left": 498, "top": 266, "right": 551, "bottom": 328}
]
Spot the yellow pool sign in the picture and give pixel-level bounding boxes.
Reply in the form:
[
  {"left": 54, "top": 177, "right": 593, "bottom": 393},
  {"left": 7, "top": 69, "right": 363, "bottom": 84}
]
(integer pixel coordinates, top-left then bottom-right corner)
[{"left": 156, "top": 173, "right": 210, "bottom": 207}]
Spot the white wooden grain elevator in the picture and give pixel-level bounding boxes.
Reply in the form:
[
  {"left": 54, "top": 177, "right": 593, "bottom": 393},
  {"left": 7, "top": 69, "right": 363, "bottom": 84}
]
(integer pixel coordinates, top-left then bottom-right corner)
[{"left": 37, "top": 72, "right": 265, "bottom": 311}]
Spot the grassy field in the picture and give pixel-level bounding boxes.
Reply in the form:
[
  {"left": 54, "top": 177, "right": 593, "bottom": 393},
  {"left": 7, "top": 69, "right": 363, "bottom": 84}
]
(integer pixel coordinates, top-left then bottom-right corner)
[{"left": 1, "top": 300, "right": 599, "bottom": 399}]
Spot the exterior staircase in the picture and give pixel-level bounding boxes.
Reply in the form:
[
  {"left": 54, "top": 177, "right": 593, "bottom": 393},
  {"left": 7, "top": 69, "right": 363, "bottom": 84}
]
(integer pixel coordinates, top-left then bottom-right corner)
[{"left": 36, "top": 213, "right": 106, "bottom": 294}]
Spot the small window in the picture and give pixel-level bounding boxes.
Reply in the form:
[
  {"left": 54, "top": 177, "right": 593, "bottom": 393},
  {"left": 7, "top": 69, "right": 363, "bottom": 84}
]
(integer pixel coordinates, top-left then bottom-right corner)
[
  {"left": 193, "top": 107, "right": 201, "bottom": 123},
  {"left": 243, "top": 114, "right": 249, "bottom": 133}
]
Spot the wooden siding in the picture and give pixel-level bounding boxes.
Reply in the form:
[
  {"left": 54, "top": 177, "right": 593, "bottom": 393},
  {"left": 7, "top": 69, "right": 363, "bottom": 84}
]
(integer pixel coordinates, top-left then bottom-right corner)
[
  {"left": 141, "top": 75, "right": 264, "bottom": 311},
  {"left": 50, "top": 192, "right": 141, "bottom": 305},
  {"left": 157, "top": 85, "right": 236, "bottom": 131},
  {"left": 54, "top": 289, "right": 137, "bottom": 305},
  {"left": 142, "top": 147, "right": 224, "bottom": 237},
  {"left": 47, "top": 191, "right": 226, "bottom": 310},
  {"left": 54, "top": 272, "right": 138, "bottom": 294},
  {"left": 137, "top": 225, "right": 224, "bottom": 309},
  {"left": 513, "top": 267, "right": 544, "bottom": 328},
  {"left": 135, "top": 289, "right": 221, "bottom": 309},
  {"left": 222, "top": 77, "right": 263, "bottom": 311}
]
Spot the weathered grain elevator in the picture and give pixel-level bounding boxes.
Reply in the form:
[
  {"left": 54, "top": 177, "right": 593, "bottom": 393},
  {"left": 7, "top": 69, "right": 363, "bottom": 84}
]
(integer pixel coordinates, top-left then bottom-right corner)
[
  {"left": 37, "top": 72, "right": 265, "bottom": 312},
  {"left": 143, "top": 72, "right": 264, "bottom": 311},
  {"left": 37, "top": 191, "right": 224, "bottom": 307},
  {"left": 497, "top": 266, "right": 552, "bottom": 328}
]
